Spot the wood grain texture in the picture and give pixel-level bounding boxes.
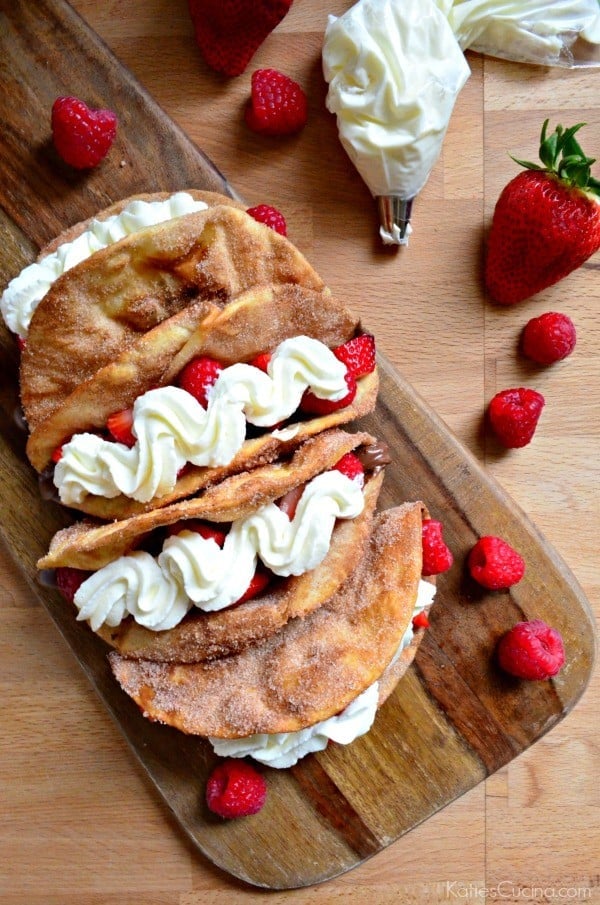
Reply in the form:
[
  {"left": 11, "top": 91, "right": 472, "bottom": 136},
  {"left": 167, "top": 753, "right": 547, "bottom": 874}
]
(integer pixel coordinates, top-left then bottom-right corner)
[{"left": 1, "top": 0, "right": 599, "bottom": 900}]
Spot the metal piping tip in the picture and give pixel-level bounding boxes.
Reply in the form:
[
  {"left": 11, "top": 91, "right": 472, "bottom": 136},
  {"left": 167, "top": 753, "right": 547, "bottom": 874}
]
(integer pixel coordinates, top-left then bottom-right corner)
[{"left": 377, "top": 196, "right": 414, "bottom": 246}]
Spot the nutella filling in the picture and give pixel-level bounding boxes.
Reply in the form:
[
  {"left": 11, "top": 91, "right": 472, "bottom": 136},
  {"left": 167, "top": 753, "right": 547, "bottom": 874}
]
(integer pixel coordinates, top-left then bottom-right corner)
[{"left": 357, "top": 440, "right": 391, "bottom": 473}]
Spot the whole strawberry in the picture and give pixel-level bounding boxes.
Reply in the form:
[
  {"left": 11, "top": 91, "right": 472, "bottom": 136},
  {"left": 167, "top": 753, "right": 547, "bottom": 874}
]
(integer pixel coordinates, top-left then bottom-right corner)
[
  {"left": 485, "top": 120, "right": 600, "bottom": 304},
  {"left": 51, "top": 96, "right": 117, "bottom": 169},
  {"left": 188, "top": 0, "right": 293, "bottom": 78}
]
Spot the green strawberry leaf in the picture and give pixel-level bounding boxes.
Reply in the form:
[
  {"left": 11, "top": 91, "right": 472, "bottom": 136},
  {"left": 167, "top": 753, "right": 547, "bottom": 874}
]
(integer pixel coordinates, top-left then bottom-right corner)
[{"left": 514, "top": 120, "right": 600, "bottom": 196}]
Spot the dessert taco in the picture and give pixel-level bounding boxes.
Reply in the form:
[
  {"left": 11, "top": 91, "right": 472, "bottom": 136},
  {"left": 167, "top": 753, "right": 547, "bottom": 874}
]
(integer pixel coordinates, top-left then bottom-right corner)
[
  {"left": 40, "top": 430, "right": 387, "bottom": 662},
  {"left": 33, "top": 283, "right": 378, "bottom": 519},
  {"left": 108, "top": 503, "right": 436, "bottom": 768},
  {"left": 13, "top": 194, "right": 324, "bottom": 432}
]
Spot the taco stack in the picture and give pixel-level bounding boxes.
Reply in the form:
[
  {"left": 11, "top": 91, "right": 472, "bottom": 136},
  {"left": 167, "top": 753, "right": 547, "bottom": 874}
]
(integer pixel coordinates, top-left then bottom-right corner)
[{"left": 2, "top": 190, "right": 435, "bottom": 769}]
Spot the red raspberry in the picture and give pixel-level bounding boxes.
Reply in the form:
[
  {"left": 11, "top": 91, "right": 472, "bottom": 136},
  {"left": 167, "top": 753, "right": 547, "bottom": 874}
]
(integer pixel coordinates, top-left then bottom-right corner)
[
  {"left": 249, "top": 351, "right": 272, "bottom": 372},
  {"left": 205, "top": 759, "right": 267, "bottom": 818},
  {"left": 488, "top": 387, "right": 545, "bottom": 448},
  {"left": 234, "top": 568, "right": 271, "bottom": 604},
  {"left": 51, "top": 96, "right": 117, "bottom": 169},
  {"left": 468, "top": 535, "right": 525, "bottom": 590},
  {"left": 106, "top": 408, "right": 136, "bottom": 447},
  {"left": 300, "top": 370, "right": 357, "bottom": 416},
  {"left": 412, "top": 611, "right": 430, "bottom": 630},
  {"left": 166, "top": 520, "right": 227, "bottom": 546},
  {"left": 522, "top": 312, "right": 576, "bottom": 364},
  {"left": 333, "top": 334, "right": 376, "bottom": 379},
  {"left": 246, "top": 204, "right": 287, "bottom": 236},
  {"left": 421, "top": 519, "right": 453, "bottom": 576},
  {"left": 178, "top": 356, "right": 223, "bottom": 407},
  {"left": 332, "top": 451, "right": 365, "bottom": 486},
  {"left": 55, "top": 567, "right": 91, "bottom": 603},
  {"left": 245, "top": 69, "right": 308, "bottom": 137},
  {"left": 497, "top": 619, "right": 565, "bottom": 680}
]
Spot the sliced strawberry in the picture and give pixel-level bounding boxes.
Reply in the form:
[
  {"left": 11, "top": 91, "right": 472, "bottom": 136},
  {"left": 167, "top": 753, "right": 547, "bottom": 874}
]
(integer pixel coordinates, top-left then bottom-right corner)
[
  {"left": 166, "top": 519, "right": 227, "bottom": 546},
  {"left": 333, "top": 334, "right": 376, "bottom": 379},
  {"left": 234, "top": 567, "right": 271, "bottom": 605},
  {"left": 300, "top": 371, "right": 357, "bottom": 416},
  {"left": 18, "top": 337, "right": 27, "bottom": 352},
  {"left": 55, "top": 567, "right": 91, "bottom": 603},
  {"left": 107, "top": 408, "right": 136, "bottom": 447},
  {"left": 51, "top": 445, "right": 64, "bottom": 463},
  {"left": 332, "top": 451, "right": 364, "bottom": 485},
  {"left": 249, "top": 351, "right": 272, "bottom": 372},
  {"left": 276, "top": 483, "right": 306, "bottom": 520},
  {"left": 178, "top": 356, "right": 223, "bottom": 407}
]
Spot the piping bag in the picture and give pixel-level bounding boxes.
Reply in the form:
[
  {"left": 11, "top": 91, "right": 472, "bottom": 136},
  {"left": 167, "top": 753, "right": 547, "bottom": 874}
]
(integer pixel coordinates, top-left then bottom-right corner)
[{"left": 323, "top": 0, "right": 471, "bottom": 246}]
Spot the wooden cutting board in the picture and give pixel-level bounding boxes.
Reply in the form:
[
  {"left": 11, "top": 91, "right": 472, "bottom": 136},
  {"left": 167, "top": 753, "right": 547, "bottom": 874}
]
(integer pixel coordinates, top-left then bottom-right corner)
[{"left": 0, "top": 0, "right": 595, "bottom": 890}]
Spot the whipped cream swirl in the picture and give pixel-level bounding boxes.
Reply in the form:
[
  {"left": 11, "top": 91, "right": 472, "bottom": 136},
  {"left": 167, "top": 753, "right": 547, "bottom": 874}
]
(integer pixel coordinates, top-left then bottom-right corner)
[
  {"left": 54, "top": 336, "right": 350, "bottom": 506},
  {"left": 1, "top": 192, "right": 209, "bottom": 338},
  {"left": 210, "top": 579, "right": 436, "bottom": 767},
  {"left": 73, "top": 469, "right": 364, "bottom": 631}
]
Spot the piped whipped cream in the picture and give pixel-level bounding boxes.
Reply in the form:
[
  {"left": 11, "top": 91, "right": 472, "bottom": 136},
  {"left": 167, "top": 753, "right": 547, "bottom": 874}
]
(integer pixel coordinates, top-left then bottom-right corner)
[
  {"left": 73, "top": 469, "right": 365, "bottom": 631},
  {"left": 0, "top": 192, "right": 209, "bottom": 338},
  {"left": 210, "top": 579, "right": 436, "bottom": 768},
  {"left": 54, "top": 335, "right": 349, "bottom": 506},
  {"left": 323, "top": 0, "right": 470, "bottom": 242},
  {"left": 440, "top": 0, "right": 600, "bottom": 63}
]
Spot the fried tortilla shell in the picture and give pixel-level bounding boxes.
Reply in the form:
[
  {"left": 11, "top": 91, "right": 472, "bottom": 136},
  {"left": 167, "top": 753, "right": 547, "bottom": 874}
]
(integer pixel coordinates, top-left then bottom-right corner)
[
  {"left": 38, "top": 284, "right": 377, "bottom": 519},
  {"left": 39, "top": 430, "right": 385, "bottom": 662},
  {"left": 21, "top": 204, "right": 324, "bottom": 431},
  {"left": 96, "top": 471, "right": 383, "bottom": 663},
  {"left": 38, "top": 429, "right": 376, "bottom": 570},
  {"left": 108, "top": 502, "right": 424, "bottom": 738},
  {"left": 26, "top": 281, "right": 353, "bottom": 473}
]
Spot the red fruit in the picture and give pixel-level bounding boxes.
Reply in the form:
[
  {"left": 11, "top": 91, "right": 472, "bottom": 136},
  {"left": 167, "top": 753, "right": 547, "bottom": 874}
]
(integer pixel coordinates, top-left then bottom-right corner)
[
  {"left": 277, "top": 483, "right": 305, "bottom": 520},
  {"left": 106, "top": 408, "right": 136, "bottom": 447},
  {"left": 497, "top": 619, "right": 565, "bottom": 680},
  {"left": 205, "top": 759, "right": 267, "bottom": 818},
  {"left": 178, "top": 356, "right": 223, "bottom": 407},
  {"left": 332, "top": 451, "right": 365, "bottom": 486},
  {"left": 188, "top": 0, "right": 292, "bottom": 78},
  {"left": 246, "top": 204, "right": 287, "bottom": 236},
  {"left": 167, "top": 520, "right": 227, "bottom": 547},
  {"left": 468, "top": 535, "right": 525, "bottom": 590},
  {"left": 18, "top": 337, "right": 27, "bottom": 352},
  {"left": 333, "top": 334, "right": 376, "bottom": 379},
  {"left": 485, "top": 120, "right": 600, "bottom": 304},
  {"left": 488, "top": 387, "right": 545, "bottom": 448},
  {"left": 421, "top": 519, "right": 453, "bottom": 576},
  {"left": 55, "top": 567, "right": 91, "bottom": 603},
  {"left": 412, "top": 611, "right": 430, "bottom": 630},
  {"left": 522, "top": 311, "right": 577, "bottom": 364},
  {"left": 249, "top": 351, "right": 272, "bottom": 372},
  {"left": 234, "top": 568, "right": 271, "bottom": 604},
  {"left": 245, "top": 69, "right": 308, "bottom": 137},
  {"left": 51, "top": 96, "right": 117, "bottom": 169},
  {"left": 300, "top": 370, "right": 357, "bottom": 416},
  {"left": 51, "top": 445, "right": 64, "bottom": 464}
]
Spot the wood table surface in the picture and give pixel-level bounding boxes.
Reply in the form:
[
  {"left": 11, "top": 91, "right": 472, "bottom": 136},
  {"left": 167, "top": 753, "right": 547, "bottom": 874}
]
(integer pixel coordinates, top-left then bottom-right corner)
[{"left": 1, "top": 1, "right": 599, "bottom": 902}]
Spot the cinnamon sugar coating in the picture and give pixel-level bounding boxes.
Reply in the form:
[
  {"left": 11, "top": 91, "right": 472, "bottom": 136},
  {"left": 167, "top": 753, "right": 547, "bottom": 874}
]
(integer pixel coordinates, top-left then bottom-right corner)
[{"left": 109, "top": 503, "right": 424, "bottom": 738}]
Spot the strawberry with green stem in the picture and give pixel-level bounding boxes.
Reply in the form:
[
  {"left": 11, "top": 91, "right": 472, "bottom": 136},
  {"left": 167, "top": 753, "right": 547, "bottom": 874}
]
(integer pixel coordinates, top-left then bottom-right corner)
[{"left": 485, "top": 120, "right": 600, "bottom": 305}]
